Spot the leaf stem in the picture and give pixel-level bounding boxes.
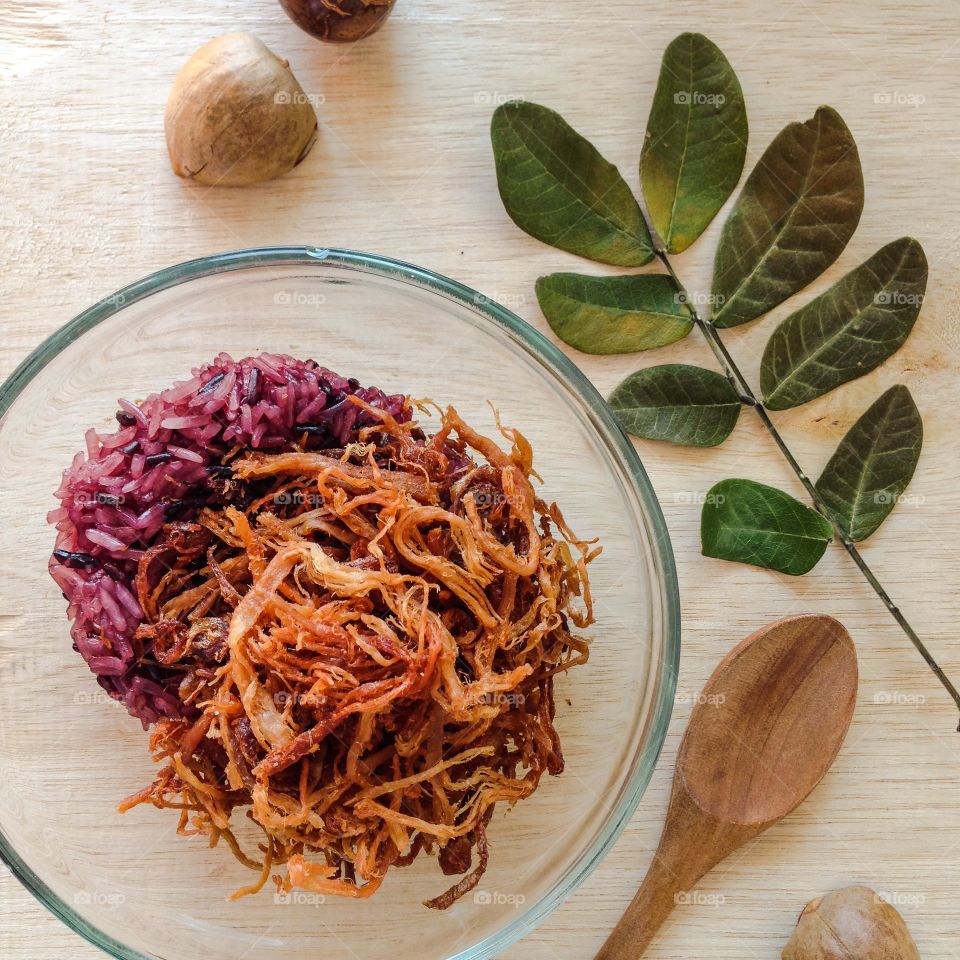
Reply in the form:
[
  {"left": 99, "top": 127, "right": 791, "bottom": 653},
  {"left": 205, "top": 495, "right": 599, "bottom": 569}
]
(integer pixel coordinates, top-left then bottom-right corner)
[{"left": 653, "top": 245, "right": 960, "bottom": 725}]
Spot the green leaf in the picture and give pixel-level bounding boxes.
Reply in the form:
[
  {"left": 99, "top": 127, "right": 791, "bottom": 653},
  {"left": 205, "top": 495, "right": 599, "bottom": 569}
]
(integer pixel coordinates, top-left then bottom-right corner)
[
  {"left": 535, "top": 273, "right": 692, "bottom": 354},
  {"left": 701, "top": 478, "right": 832, "bottom": 575},
  {"left": 491, "top": 101, "right": 654, "bottom": 267},
  {"left": 641, "top": 33, "right": 748, "bottom": 254},
  {"left": 608, "top": 364, "right": 741, "bottom": 447},
  {"left": 815, "top": 385, "right": 922, "bottom": 542},
  {"left": 760, "top": 237, "right": 928, "bottom": 410},
  {"left": 711, "top": 106, "right": 864, "bottom": 328}
]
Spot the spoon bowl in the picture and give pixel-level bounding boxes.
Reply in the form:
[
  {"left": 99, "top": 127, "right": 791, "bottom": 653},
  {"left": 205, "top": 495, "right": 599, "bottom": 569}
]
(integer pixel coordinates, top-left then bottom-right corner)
[{"left": 680, "top": 613, "right": 858, "bottom": 825}]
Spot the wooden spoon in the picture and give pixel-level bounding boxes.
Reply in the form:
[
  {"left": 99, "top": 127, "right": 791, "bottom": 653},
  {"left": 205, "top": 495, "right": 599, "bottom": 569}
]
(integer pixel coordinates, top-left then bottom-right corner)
[{"left": 596, "top": 614, "right": 858, "bottom": 960}]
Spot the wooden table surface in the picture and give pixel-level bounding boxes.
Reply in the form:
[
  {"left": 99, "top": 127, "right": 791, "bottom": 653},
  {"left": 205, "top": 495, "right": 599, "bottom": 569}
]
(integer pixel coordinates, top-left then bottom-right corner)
[{"left": 2, "top": 1, "right": 959, "bottom": 957}]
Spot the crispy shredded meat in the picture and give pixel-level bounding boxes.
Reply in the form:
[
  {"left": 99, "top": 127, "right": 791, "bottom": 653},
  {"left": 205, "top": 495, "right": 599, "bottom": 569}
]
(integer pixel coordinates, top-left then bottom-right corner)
[{"left": 120, "top": 401, "right": 597, "bottom": 907}]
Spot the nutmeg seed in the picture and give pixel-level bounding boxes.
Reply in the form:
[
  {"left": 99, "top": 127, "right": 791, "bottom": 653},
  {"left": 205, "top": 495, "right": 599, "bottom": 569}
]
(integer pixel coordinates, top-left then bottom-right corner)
[
  {"left": 782, "top": 885, "right": 921, "bottom": 960},
  {"left": 164, "top": 33, "right": 318, "bottom": 187}
]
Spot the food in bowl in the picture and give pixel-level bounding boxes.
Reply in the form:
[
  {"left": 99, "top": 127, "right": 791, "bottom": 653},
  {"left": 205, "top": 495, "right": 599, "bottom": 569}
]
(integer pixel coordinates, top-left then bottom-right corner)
[{"left": 48, "top": 353, "right": 597, "bottom": 907}]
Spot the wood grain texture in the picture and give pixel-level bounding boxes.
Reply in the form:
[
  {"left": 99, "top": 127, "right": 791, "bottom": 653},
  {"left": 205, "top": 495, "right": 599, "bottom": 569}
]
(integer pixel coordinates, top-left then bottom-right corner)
[{"left": 2, "top": 1, "right": 959, "bottom": 958}]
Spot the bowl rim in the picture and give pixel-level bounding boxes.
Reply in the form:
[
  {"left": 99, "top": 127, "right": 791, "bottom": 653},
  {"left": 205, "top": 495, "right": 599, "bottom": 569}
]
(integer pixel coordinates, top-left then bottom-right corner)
[{"left": 0, "top": 246, "right": 680, "bottom": 960}]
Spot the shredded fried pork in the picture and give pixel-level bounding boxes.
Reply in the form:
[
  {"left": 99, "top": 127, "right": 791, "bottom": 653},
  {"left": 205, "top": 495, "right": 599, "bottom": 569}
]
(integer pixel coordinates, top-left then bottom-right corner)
[{"left": 120, "top": 399, "right": 597, "bottom": 907}]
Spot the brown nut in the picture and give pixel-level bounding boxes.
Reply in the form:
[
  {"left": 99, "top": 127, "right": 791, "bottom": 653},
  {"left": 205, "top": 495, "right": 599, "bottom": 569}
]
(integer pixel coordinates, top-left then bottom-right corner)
[
  {"left": 165, "top": 33, "right": 318, "bottom": 186},
  {"left": 782, "top": 885, "right": 921, "bottom": 960},
  {"left": 279, "top": 0, "right": 397, "bottom": 43}
]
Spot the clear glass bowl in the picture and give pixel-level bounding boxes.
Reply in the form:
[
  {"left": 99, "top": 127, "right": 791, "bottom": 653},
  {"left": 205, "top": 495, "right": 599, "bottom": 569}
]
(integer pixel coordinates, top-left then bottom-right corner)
[{"left": 0, "top": 248, "right": 679, "bottom": 960}]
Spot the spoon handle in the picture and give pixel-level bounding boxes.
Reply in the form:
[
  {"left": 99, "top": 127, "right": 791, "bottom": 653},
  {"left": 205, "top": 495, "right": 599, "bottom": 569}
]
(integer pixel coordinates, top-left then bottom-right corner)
[
  {"left": 595, "top": 785, "right": 764, "bottom": 960},
  {"left": 594, "top": 848, "right": 689, "bottom": 960}
]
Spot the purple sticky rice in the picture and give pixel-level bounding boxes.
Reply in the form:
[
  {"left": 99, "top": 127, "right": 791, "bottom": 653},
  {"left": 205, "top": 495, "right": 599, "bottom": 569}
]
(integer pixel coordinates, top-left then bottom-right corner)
[{"left": 48, "top": 353, "right": 408, "bottom": 727}]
